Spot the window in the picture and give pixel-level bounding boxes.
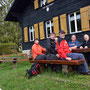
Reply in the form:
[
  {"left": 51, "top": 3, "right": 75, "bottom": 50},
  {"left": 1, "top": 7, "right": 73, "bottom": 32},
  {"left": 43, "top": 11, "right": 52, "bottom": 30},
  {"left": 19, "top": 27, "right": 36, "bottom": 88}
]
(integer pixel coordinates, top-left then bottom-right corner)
[
  {"left": 46, "top": 20, "right": 53, "bottom": 38},
  {"left": 68, "top": 11, "right": 81, "bottom": 34},
  {"left": 29, "top": 26, "right": 34, "bottom": 41},
  {"left": 40, "top": 0, "right": 47, "bottom": 7}
]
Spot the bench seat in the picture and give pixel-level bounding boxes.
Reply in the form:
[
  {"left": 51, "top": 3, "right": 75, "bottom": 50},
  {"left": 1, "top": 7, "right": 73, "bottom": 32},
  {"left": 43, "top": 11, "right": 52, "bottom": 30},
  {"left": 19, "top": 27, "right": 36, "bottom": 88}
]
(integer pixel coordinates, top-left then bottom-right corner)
[
  {"left": 30, "top": 60, "right": 84, "bottom": 65},
  {"left": 30, "top": 60, "right": 84, "bottom": 73}
]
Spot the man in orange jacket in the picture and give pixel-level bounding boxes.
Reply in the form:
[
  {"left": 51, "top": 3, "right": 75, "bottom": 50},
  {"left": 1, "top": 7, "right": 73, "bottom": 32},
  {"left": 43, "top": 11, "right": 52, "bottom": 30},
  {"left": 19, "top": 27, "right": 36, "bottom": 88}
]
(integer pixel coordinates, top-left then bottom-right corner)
[
  {"left": 32, "top": 38, "right": 46, "bottom": 60},
  {"left": 56, "top": 30, "right": 90, "bottom": 75}
]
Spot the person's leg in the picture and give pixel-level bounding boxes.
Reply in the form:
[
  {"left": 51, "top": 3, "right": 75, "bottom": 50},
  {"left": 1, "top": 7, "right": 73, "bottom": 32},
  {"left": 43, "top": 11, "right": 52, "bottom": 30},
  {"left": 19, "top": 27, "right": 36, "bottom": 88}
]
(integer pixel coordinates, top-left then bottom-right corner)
[
  {"left": 46, "top": 54, "right": 57, "bottom": 70},
  {"left": 46, "top": 54, "right": 59, "bottom": 60},
  {"left": 46, "top": 54, "right": 61, "bottom": 72},
  {"left": 88, "top": 53, "right": 90, "bottom": 63},
  {"left": 35, "top": 55, "right": 46, "bottom": 60},
  {"left": 67, "top": 53, "right": 89, "bottom": 73}
]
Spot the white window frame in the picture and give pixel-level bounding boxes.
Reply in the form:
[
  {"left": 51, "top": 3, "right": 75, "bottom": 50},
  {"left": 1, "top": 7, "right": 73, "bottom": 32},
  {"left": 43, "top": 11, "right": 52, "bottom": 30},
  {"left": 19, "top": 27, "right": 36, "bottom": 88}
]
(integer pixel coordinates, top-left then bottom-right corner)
[
  {"left": 68, "top": 11, "right": 82, "bottom": 34},
  {"left": 29, "top": 26, "right": 35, "bottom": 42},
  {"left": 46, "top": 20, "right": 53, "bottom": 38},
  {"left": 40, "top": 0, "right": 47, "bottom": 7}
]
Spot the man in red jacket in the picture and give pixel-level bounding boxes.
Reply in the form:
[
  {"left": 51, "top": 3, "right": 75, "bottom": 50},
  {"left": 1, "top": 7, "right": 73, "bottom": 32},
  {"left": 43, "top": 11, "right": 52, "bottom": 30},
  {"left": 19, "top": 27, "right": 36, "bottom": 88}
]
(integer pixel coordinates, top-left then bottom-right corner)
[{"left": 56, "top": 30, "right": 90, "bottom": 75}]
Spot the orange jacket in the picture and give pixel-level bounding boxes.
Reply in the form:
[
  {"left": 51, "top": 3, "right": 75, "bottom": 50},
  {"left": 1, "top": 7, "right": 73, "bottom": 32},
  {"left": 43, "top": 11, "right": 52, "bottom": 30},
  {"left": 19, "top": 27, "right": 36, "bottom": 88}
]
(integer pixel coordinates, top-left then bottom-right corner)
[{"left": 32, "top": 44, "right": 46, "bottom": 59}]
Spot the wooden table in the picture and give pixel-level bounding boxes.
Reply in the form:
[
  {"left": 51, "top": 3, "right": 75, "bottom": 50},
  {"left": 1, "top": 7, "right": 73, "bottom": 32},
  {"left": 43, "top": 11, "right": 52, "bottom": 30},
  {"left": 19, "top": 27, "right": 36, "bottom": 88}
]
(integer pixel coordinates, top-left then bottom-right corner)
[
  {"left": 72, "top": 48, "right": 90, "bottom": 64},
  {"left": 72, "top": 48, "right": 90, "bottom": 53}
]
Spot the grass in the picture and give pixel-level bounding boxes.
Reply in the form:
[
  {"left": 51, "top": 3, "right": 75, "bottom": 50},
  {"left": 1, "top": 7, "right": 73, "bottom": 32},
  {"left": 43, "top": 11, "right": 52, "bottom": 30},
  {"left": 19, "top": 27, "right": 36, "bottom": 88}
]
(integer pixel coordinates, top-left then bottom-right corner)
[{"left": 0, "top": 61, "right": 90, "bottom": 90}]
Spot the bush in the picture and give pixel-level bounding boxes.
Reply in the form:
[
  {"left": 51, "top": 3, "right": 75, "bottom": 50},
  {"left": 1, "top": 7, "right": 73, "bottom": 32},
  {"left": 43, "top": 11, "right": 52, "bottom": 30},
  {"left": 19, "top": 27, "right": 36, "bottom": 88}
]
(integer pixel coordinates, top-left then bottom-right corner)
[{"left": 0, "top": 43, "right": 18, "bottom": 55}]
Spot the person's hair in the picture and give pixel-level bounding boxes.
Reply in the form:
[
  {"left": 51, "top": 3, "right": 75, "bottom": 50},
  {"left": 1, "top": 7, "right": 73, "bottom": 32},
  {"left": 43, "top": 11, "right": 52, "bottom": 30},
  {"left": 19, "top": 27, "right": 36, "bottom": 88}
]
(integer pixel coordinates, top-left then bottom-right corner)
[
  {"left": 71, "top": 34, "right": 76, "bottom": 38},
  {"left": 50, "top": 32, "right": 56, "bottom": 36},
  {"left": 84, "top": 34, "right": 89, "bottom": 37},
  {"left": 34, "top": 38, "right": 39, "bottom": 42}
]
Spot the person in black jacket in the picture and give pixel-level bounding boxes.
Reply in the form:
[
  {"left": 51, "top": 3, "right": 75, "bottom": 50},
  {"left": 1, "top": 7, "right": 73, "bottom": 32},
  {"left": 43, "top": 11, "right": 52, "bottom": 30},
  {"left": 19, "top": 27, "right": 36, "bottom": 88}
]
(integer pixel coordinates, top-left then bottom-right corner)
[
  {"left": 46, "top": 33, "right": 61, "bottom": 72},
  {"left": 80, "top": 34, "right": 90, "bottom": 63},
  {"left": 46, "top": 33, "right": 60, "bottom": 59}
]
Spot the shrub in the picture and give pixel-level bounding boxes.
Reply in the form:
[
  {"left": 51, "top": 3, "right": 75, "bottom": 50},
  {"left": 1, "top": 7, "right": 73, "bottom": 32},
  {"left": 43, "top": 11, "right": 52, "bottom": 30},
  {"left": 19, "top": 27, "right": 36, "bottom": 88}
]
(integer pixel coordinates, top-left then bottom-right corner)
[{"left": 0, "top": 43, "right": 18, "bottom": 55}]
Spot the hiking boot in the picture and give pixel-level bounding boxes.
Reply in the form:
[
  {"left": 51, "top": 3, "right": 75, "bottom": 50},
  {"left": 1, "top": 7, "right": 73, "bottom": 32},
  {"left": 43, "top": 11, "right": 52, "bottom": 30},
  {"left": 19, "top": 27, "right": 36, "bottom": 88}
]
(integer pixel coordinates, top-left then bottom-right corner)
[{"left": 80, "top": 71, "right": 90, "bottom": 75}]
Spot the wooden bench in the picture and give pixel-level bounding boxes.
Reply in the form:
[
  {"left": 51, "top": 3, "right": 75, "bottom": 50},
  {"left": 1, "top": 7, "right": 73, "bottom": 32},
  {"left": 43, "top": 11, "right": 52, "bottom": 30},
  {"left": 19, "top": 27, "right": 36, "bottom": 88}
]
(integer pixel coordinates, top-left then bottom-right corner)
[
  {"left": 30, "top": 60, "right": 84, "bottom": 73},
  {"left": 0, "top": 54, "right": 29, "bottom": 69}
]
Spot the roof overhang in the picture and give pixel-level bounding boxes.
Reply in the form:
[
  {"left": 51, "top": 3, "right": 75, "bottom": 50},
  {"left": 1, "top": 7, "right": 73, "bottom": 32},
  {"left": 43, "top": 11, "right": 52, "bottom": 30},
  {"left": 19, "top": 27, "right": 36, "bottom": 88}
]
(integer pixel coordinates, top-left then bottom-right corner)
[{"left": 5, "top": 0, "right": 32, "bottom": 22}]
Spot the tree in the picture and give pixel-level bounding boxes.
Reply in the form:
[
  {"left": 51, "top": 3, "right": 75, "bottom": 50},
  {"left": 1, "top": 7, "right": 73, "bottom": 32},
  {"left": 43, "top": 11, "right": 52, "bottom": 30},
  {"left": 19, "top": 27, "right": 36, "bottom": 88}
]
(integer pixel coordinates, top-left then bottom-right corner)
[{"left": 0, "top": 0, "right": 22, "bottom": 46}]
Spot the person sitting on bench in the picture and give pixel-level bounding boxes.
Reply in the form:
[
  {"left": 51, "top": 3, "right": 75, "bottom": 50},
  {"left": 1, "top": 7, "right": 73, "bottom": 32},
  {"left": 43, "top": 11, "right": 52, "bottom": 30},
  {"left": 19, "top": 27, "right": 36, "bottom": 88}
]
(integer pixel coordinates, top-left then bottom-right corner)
[
  {"left": 80, "top": 34, "right": 90, "bottom": 63},
  {"left": 56, "top": 30, "right": 90, "bottom": 75},
  {"left": 32, "top": 38, "right": 46, "bottom": 60},
  {"left": 46, "top": 33, "right": 61, "bottom": 72},
  {"left": 46, "top": 33, "right": 60, "bottom": 60},
  {"left": 68, "top": 34, "right": 80, "bottom": 50}
]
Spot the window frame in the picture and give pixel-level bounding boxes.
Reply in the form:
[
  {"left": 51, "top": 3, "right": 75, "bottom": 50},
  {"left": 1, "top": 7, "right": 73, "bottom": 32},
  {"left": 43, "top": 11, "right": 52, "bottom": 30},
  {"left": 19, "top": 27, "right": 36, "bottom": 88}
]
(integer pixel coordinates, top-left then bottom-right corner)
[
  {"left": 68, "top": 11, "right": 82, "bottom": 34},
  {"left": 45, "top": 20, "right": 53, "bottom": 38},
  {"left": 40, "top": 0, "right": 47, "bottom": 7},
  {"left": 29, "top": 26, "right": 35, "bottom": 42}
]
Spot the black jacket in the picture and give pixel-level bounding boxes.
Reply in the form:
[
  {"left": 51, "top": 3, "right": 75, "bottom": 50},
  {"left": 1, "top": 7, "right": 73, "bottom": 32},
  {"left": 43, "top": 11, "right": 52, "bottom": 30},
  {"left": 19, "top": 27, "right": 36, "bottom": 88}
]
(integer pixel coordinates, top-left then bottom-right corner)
[
  {"left": 46, "top": 38, "right": 57, "bottom": 54},
  {"left": 81, "top": 40, "right": 90, "bottom": 48}
]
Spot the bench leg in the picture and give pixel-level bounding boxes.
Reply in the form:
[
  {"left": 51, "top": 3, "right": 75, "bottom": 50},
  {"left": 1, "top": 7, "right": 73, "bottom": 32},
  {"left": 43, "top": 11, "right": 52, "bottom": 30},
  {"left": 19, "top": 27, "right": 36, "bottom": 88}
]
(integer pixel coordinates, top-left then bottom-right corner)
[
  {"left": 12, "top": 58, "right": 17, "bottom": 69},
  {"left": 0, "top": 61, "right": 2, "bottom": 64},
  {"left": 12, "top": 62, "right": 17, "bottom": 69},
  {"left": 39, "top": 64, "right": 46, "bottom": 72},
  {"left": 12, "top": 63, "right": 15, "bottom": 69},
  {"left": 62, "top": 65, "right": 72, "bottom": 73}
]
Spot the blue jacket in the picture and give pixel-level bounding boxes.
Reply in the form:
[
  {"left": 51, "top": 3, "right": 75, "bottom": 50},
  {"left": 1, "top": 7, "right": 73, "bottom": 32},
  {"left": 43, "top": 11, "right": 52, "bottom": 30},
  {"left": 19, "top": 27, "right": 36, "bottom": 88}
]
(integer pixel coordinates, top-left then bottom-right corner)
[{"left": 68, "top": 40, "right": 80, "bottom": 47}]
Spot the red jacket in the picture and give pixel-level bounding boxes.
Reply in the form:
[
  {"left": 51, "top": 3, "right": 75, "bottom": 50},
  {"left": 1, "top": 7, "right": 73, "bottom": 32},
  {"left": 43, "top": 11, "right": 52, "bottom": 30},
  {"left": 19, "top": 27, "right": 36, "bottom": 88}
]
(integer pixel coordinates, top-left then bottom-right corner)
[{"left": 57, "top": 40, "right": 71, "bottom": 59}]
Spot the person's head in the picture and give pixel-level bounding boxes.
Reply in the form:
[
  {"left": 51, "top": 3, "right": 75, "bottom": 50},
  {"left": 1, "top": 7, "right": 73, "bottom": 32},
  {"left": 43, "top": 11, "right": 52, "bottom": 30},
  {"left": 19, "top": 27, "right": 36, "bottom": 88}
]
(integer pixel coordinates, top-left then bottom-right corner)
[
  {"left": 34, "top": 38, "right": 39, "bottom": 44},
  {"left": 50, "top": 33, "right": 56, "bottom": 40},
  {"left": 71, "top": 34, "right": 76, "bottom": 42},
  {"left": 59, "top": 30, "right": 65, "bottom": 38},
  {"left": 84, "top": 34, "right": 89, "bottom": 42}
]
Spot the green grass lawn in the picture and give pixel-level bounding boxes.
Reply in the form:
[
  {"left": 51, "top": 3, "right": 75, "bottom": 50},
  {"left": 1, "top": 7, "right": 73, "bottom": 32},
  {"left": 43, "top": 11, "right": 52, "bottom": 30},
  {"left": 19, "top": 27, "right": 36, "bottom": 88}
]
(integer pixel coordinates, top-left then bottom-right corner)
[{"left": 0, "top": 61, "right": 90, "bottom": 90}]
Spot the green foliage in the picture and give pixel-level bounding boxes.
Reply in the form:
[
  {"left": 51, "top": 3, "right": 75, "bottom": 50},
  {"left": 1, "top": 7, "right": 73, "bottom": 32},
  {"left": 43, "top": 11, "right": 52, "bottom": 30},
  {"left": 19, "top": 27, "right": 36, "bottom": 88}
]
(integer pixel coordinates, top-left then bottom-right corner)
[
  {"left": 0, "top": 0, "right": 22, "bottom": 46},
  {"left": 0, "top": 43, "right": 18, "bottom": 55}
]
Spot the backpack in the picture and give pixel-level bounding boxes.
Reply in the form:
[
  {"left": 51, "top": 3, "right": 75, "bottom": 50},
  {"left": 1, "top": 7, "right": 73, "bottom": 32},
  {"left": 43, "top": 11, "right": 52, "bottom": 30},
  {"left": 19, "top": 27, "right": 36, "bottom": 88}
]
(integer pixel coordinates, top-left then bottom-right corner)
[{"left": 25, "top": 62, "right": 40, "bottom": 79}]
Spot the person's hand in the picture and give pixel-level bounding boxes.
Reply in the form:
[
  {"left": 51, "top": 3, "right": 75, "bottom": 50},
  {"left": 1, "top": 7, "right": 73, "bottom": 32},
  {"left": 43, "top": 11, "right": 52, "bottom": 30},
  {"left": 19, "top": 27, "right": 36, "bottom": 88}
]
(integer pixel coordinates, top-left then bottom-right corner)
[
  {"left": 66, "top": 57, "right": 72, "bottom": 61},
  {"left": 55, "top": 38, "right": 58, "bottom": 43},
  {"left": 85, "top": 46, "right": 88, "bottom": 49},
  {"left": 42, "top": 49, "right": 46, "bottom": 54},
  {"left": 74, "top": 46, "right": 77, "bottom": 49},
  {"left": 69, "top": 48, "right": 72, "bottom": 51},
  {"left": 44, "top": 48, "right": 46, "bottom": 51},
  {"left": 80, "top": 46, "right": 83, "bottom": 49},
  {"left": 56, "top": 54, "right": 59, "bottom": 58}
]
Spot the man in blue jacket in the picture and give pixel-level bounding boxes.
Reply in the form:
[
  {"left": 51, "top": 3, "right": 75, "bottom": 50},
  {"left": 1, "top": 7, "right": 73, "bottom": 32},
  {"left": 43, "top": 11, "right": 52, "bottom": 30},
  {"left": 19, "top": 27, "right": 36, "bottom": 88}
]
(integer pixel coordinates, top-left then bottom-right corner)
[{"left": 68, "top": 34, "right": 80, "bottom": 50}]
